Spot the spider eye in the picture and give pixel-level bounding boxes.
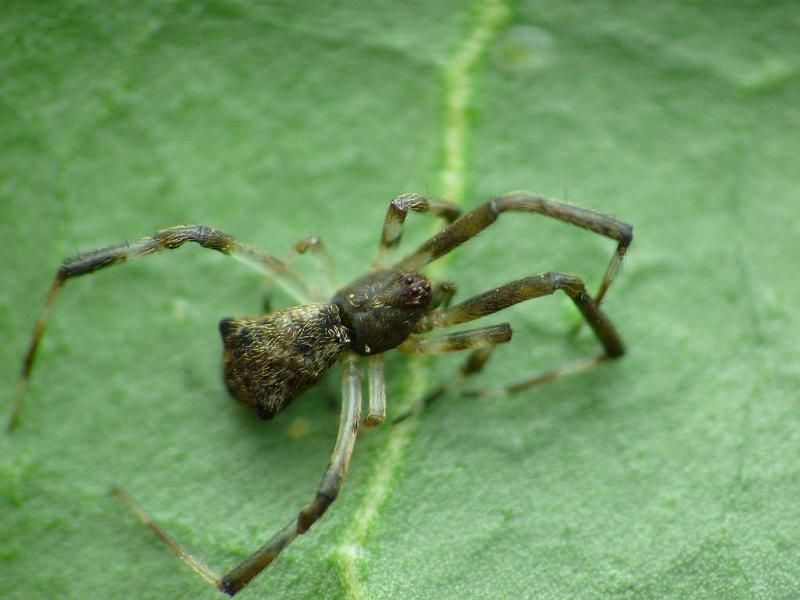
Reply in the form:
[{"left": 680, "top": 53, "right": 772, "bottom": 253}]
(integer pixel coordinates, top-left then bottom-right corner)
[{"left": 398, "top": 272, "right": 431, "bottom": 307}]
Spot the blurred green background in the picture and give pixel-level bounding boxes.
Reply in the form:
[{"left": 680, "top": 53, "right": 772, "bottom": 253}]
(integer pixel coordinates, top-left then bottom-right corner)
[{"left": 2, "top": 1, "right": 799, "bottom": 599}]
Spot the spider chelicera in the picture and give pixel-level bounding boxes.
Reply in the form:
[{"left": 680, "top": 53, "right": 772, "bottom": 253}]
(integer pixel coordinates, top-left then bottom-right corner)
[{"left": 9, "top": 192, "right": 632, "bottom": 595}]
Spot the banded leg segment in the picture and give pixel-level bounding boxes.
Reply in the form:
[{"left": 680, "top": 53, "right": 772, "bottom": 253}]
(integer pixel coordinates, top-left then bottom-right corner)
[
  {"left": 7, "top": 225, "right": 309, "bottom": 431},
  {"left": 374, "top": 194, "right": 461, "bottom": 266},
  {"left": 415, "top": 272, "right": 624, "bottom": 359},
  {"left": 114, "top": 352, "right": 363, "bottom": 596},
  {"left": 394, "top": 192, "right": 633, "bottom": 304}
]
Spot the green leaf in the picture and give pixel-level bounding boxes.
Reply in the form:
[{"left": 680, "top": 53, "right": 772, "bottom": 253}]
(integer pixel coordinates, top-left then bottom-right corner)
[{"left": 2, "top": 1, "right": 799, "bottom": 599}]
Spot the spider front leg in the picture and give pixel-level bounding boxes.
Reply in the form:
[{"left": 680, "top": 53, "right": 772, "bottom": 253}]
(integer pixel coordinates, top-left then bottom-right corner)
[
  {"left": 399, "top": 323, "right": 512, "bottom": 354},
  {"left": 115, "top": 352, "right": 363, "bottom": 596},
  {"left": 394, "top": 192, "right": 633, "bottom": 304},
  {"left": 359, "top": 279, "right": 457, "bottom": 428},
  {"left": 373, "top": 194, "right": 461, "bottom": 267},
  {"left": 8, "top": 225, "right": 309, "bottom": 430}
]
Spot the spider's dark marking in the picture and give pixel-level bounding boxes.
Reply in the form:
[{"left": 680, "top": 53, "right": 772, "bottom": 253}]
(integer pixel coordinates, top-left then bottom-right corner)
[{"left": 10, "top": 192, "right": 632, "bottom": 596}]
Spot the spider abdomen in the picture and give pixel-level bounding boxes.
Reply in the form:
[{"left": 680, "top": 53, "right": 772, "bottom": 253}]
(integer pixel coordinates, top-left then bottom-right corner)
[{"left": 219, "top": 303, "right": 350, "bottom": 419}]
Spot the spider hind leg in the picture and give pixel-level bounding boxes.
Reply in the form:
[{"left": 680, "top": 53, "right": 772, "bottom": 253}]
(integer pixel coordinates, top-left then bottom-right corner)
[{"left": 114, "top": 352, "right": 364, "bottom": 596}]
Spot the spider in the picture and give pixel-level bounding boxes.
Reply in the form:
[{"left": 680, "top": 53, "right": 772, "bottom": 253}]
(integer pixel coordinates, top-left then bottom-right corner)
[{"left": 9, "top": 192, "right": 632, "bottom": 595}]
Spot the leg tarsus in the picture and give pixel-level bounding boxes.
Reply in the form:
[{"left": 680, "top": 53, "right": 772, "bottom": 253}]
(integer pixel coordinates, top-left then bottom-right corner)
[
  {"left": 111, "top": 484, "right": 223, "bottom": 590},
  {"left": 374, "top": 194, "right": 461, "bottom": 266}
]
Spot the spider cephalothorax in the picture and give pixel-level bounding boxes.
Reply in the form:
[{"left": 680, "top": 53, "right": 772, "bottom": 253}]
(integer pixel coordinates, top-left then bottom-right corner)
[
  {"left": 332, "top": 269, "right": 432, "bottom": 355},
  {"left": 11, "top": 191, "right": 632, "bottom": 596}
]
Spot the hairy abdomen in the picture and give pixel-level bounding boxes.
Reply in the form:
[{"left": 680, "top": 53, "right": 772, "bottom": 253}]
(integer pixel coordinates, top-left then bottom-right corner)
[{"left": 219, "top": 303, "right": 350, "bottom": 419}]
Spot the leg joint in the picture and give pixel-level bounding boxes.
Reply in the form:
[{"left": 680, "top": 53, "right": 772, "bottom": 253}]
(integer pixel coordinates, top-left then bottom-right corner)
[
  {"left": 297, "top": 491, "right": 337, "bottom": 534},
  {"left": 153, "top": 226, "right": 234, "bottom": 253},
  {"left": 618, "top": 223, "right": 634, "bottom": 247},
  {"left": 392, "top": 193, "right": 427, "bottom": 213},
  {"left": 544, "top": 271, "right": 586, "bottom": 299}
]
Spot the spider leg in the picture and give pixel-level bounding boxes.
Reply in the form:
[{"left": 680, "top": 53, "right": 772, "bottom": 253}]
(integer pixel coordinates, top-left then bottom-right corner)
[
  {"left": 220, "top": 352, "right": 362, "bottom": 595},
  {"left": 390, "top": 325, "right": 511, "bottom": 423},
  {"left": 293, "top": 236, "right": 338, "bottom": 294},
  {"left": 363, "top": 354, "right": 386, "bottom": 428},
  {"left": 467, "top": 354, "right": 611, "bottom": 398},
  {"left": 114, "top": 352, "right": 363, "bottom": 596},
  {"left": 429, "top": 280, "right": 457, "bottom": 310},
  {"left": 393, "top": 192, "right": 633, "bottom": 304},
  {"left": 262, "top": 236, "right": 338, "bottom": 309},
  {"left": 7, "top": 225, "right": 310, "bottom": 431},
  {"left": 112, "top": 484, "right": 223, "bottom": 589},
  {"left": 373, "top": 194, "right": 461, "bottom": 267},
  {"left": 398, "top": 323, "right": 512, "bottom": 354},
  {"left": 393, "top": 347, "right": 495, "bottom": 424},
  {"left": 416, "top": 272, "right": 623, "bottom": 357},
  {"left": 395, "top": 273, "right": 624, "bottom": 419}
]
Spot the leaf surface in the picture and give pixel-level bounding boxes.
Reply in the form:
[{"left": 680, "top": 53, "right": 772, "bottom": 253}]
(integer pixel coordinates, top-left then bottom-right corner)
[{"left": 1, "top": 1, "right": 799, "bottom": 599}]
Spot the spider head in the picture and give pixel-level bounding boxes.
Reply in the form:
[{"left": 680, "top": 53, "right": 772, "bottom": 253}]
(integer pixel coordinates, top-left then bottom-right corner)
[{"left": 331, "top": 269, "right": 432, "bottom": 355}]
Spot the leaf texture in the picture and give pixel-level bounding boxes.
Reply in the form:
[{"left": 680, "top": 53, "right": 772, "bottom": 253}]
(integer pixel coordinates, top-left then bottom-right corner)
[{"left": 1, "top": 1, "right": 799, "bottom": 598}]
